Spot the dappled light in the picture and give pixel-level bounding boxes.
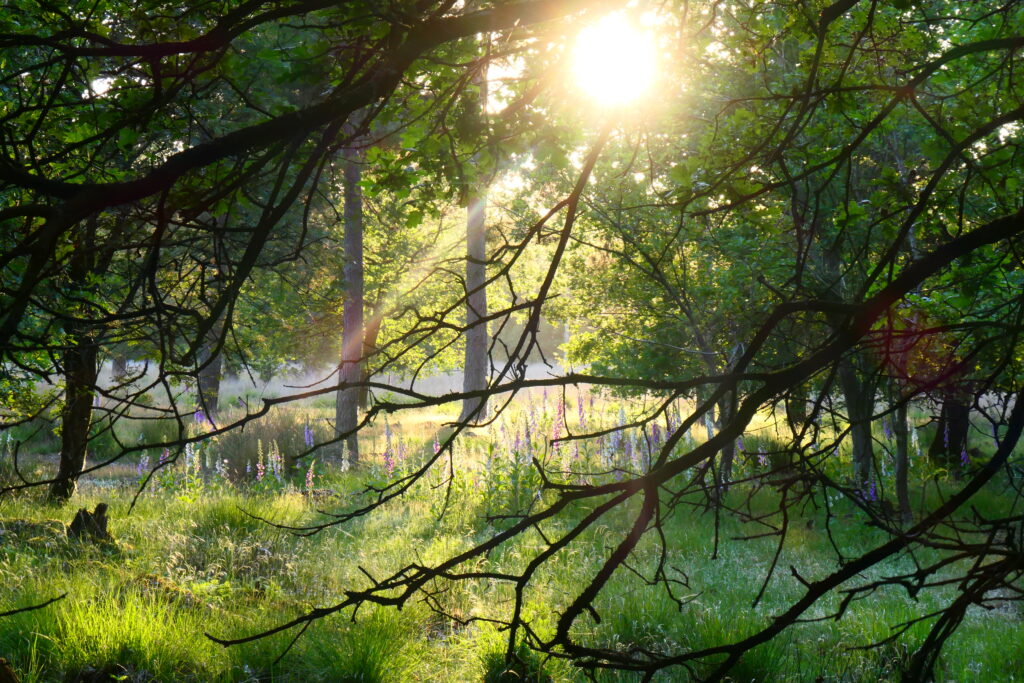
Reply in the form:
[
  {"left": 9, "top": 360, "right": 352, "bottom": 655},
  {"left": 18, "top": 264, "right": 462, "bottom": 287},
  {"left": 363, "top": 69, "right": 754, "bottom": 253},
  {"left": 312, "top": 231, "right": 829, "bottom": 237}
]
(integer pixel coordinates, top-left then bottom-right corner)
[{"left": 2, "top": 0, "right": 1023, "bottom": 681}]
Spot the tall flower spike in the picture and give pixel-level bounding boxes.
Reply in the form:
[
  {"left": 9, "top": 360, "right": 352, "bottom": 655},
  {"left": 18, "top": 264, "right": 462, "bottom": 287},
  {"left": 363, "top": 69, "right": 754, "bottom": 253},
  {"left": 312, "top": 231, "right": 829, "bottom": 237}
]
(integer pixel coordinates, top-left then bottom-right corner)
[
  {"left": 305, "top": 459, "right": 316, "bottom": 491},
  {"left": 552, "top": 398, "right": 565, "bottom": 456}
]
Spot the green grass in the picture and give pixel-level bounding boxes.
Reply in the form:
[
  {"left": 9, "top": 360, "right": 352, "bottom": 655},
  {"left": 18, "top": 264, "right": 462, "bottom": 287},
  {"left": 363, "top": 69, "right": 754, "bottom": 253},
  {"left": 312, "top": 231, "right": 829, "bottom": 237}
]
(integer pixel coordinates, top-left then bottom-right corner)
[{"left": 1, "top": 400, "right": 1022, "bottom": 681}]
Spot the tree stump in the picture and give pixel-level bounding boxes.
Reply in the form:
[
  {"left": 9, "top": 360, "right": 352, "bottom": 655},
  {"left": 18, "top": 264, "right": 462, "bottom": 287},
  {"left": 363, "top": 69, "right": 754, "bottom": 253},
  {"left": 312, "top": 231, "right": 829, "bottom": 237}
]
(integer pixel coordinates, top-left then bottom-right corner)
[
  {"left": 67, "top": 503, "right": 113, "bottom": 544},
  {"left": 0, "top": 658, "right": 20, "bottom": 683}
]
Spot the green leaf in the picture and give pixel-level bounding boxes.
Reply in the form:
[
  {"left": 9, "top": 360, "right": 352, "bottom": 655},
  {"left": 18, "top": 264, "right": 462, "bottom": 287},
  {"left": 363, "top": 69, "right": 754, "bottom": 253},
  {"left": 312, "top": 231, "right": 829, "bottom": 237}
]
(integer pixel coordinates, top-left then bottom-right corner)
[{"left": 405, "top": 210, "right": 424, "bottom": 228}]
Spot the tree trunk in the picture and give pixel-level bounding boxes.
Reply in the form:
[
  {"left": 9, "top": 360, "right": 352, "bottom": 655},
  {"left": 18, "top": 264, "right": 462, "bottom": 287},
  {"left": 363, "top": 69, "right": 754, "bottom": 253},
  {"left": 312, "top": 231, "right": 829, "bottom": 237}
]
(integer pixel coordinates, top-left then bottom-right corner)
[
  {"left": 927, "top": 394, "right": 970, "bottom": 464},
  {"left": 111, "top": 352, "right": 128, "bottom": 381},
  {"left": 838, "top": 354, "right": 875, "bottom": 487},
  {"left": 459, "top": 52, "right": 490, "bottom": 424},
  {"left": 197, "top": 332, "right": 223, "bottom": 419},
  {"left": 50, "top": 329, "right": 98, "bottom": 502},
  {"left": 893, "top": 400, "right": 912, "bottom": 523},
  {"left": 358, "top": 312, "right": 382, "bottom": 410},
  {"left": 50, "top": 225, "right": 101, "bottom": 503},
  {"left": 785, "top": 385, "right": 808, "bottom": 426},
  {"left": 335, "top": 149, "right": 363, "bottom": 464},
  {"left": 703, "top": 397, "right": 716, "bottom": 442},
  {"left": 716, "top": 393, "right": 735, "bottom": 496},
  {"left": 460, "top": 191, "right": 489, "bottom": 422}
]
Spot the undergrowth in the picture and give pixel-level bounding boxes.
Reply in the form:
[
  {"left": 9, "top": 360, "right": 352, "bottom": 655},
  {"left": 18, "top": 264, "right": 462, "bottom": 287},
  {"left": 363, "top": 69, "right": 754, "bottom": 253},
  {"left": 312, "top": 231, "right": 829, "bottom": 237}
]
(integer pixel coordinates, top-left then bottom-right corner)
[{"left": 0, "top": 397, "right": 1021, "bottom": 681}]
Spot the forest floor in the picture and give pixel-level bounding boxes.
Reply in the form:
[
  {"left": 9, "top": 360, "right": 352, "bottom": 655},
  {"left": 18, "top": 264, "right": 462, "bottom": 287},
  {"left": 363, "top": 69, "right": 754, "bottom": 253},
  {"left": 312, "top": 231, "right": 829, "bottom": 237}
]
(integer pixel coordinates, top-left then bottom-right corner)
[{"left": 1, "top": 398, "right": 1022, "bottom": 682}]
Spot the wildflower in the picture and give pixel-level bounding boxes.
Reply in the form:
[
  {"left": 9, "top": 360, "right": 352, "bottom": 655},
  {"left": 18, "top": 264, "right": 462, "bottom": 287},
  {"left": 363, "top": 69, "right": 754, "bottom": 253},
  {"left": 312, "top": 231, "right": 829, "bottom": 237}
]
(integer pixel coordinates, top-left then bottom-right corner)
[
  {"left": 194, "top": 409, "right": 207, "bottom": 425},
  {"left": 862, "top": 480, "right": 877, "bottom": 503},
  {"left": 339, "top": 443, "right": 350, "bottom": 472},
  {"left": 600, "top": 435, "right": 612, "bottom": 467},
  {"left": 305, "top": 459, "right": 316, "bottom": 491},
  {"left": 256, "top": 454, "right": 266, "bottom": 482},
  {"left": 433, "top": 438, "right": 441, "bottom": 455},
  {"left": 757, "top": 452, "right": 768, "bottom": 467},
  {"left": 736, "top": 435, "right": 744, "bottom": 453},
  {"left": 137, "top": 454, "right": 150, "bottom": 478},
  {"left": 500, "top": 421, "right": 510, "bottom": 450},
  {"left": 552, "top": 398, "right": 565, "bottom": 456},
  {"left": 158, "top": 448, "right": 170, "bottom": 466},
  {"left": 911, "top": 424, "right": 920, "bottom": 456},
  {"left": 882, "top": 418, "right": 893, "bottom": 441},
  {"left": 577, "top": 393, "right": 586, "bottom": 429},
  {"left": 270, "top": 443, "right": 283, "bottom": 481},
  {"left": 383, "top": 448, "right": 395, "bottom": 477},
  {"left": 960, "top": 447, "right": 970, "bottom": 468},
  {"left": 303, "top": 423, "right": 315, "bottom": 448}
]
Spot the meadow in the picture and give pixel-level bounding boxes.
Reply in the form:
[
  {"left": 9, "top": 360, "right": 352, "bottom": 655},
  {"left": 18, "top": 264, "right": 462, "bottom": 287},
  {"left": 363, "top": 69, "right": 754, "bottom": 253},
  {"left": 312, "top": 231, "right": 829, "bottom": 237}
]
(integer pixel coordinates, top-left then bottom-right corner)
[{"left": 1, "top": 391, "right": 1021, "bottom": 682}]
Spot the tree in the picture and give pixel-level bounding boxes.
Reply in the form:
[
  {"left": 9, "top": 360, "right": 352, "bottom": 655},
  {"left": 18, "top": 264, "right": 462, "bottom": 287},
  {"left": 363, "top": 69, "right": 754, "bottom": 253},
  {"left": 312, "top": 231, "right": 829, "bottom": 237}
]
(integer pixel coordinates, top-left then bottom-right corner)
[
  {"left": 461, "top": 52, "right": 492, "bottom": 423},
  {"left": 3, "top": 0, "right": 1024, "bottom": 680},
  {"left": 335, "top": 145, "right": 365, "bottom": 464}
]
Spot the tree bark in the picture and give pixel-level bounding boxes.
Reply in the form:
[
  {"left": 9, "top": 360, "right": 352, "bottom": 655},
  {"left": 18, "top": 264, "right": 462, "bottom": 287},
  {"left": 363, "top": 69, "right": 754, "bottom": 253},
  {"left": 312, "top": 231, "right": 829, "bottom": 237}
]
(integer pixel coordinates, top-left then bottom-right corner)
[
  {"left": 838, "top": 354, "right": 875, "bottom": 486},
  {"left": 197, "top": 337, "right": 223, "bottom": 419},
  {"left": 50, "top": 235, "right": 98, "bottom": 503},
  {"left": 715, "top": 392, "right": 735, "bottom": 495},
  {"left": 893, "top": 400, "right": 912, "bottom": 523},
  {"left": 50, "top": 327, "right": 98, "bottom": 502},
  {"left": 785, "top": 385, "right": 808, "bottom": 426},
  {"left": 460, "top": 191, "right": 489, "bottom": 422},
  {"left": 358, "top": 312, "right": 382, "bottom": 410},
  {"left": 111, "top": 352, "right": 128, "bottom": 381},
  {"left": 335, "top": 149, "right": 363, "bottom": 464},
  {"left": 459, "top": 49, "right": 490, "bottom": 424},
  {"left": 196, "top": 310, "right": 225, "bottom": 419},
  {"left": 927, "top": 393, "right": 970, "bottom": 464}
]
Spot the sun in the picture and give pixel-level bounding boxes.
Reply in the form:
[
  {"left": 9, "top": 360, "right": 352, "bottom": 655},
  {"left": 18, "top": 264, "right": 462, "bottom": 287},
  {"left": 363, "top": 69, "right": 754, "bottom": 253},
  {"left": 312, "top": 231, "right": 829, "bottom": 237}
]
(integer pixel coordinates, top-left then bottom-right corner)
[{"left": 572, "top": 14, "right": 657, "bottom": 107}]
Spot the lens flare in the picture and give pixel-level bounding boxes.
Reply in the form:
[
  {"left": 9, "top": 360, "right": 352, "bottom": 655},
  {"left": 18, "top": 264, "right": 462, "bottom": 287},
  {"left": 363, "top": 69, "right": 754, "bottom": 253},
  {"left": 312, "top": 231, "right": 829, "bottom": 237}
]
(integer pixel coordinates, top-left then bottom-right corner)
[{"left": 572, "top": 14, "right": 657, "bottom": 107}]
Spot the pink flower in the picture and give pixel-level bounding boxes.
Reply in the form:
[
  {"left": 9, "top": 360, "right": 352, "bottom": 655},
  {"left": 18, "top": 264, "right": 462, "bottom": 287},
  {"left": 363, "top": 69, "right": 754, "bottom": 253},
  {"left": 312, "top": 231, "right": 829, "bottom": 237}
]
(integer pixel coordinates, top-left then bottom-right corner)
[{"left": 305, "top": 459, "right": 316, "bottom": 491}]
